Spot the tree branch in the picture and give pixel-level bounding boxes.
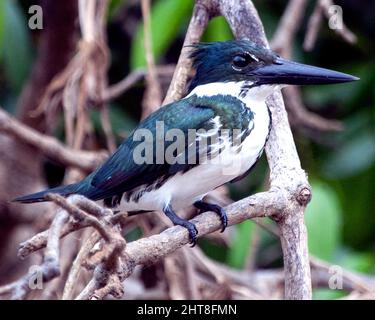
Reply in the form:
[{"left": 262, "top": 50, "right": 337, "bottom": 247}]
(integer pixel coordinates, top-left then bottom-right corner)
[
  {"left": 163, "top": 0, "right": 214, "bottom": 104},
  {"left": 304, "top": 0, "right": 357, "bottom": 51},
  {"left": 270, "top": 0, "right": 343, "bottom": 134},
  {"left": 271, "top": 0, "right": 308, "bottom": 56},
  {"left": 0, "top": 108, "right": 107, "bottom": 172},
  {"left": 0, "top": 210, "right": 67, "bottom": 299},
  {"left": 217, "top": 0, "right": 312, "bottom": 299},
  {"left": 141, "top": 0, "right": 163, "bottom": 117}
]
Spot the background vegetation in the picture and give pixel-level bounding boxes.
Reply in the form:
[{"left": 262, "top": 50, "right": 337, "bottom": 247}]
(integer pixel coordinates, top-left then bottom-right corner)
[{"left": 0, "top": 0, "right": 374, "bottom": 299}]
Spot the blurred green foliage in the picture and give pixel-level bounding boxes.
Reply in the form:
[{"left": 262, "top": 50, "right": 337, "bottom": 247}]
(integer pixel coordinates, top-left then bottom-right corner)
[
  {"left": 227, "top": 220, "right": 254, "bottom": 268},
  {"left": 131, "top": 0, "right": 193, "bottom": 69},
  {"left": 305, "top": 181, "right": 342, "bottom": 261},
  {"left": 0, "top": 0, "right": 374, "bottom": 299},
  {"left": 1, "top": 0, "right": 32, "bottom": 93},
  {"left": 202, "top": 16, "right": 233, "bottom": 42}
]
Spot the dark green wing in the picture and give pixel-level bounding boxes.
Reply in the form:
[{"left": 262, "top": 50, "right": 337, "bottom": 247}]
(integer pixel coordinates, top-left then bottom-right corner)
[
  {"left": 84, "top": 96, "right": 215, "bottom": 201},
  {"left": 84, "top": 94, "right": 253, "bottom": 202}
]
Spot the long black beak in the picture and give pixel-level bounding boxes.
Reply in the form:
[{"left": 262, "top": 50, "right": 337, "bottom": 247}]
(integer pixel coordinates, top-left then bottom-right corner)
[{"left": 253, "top": 57, "right": 359, "bottom": 85}]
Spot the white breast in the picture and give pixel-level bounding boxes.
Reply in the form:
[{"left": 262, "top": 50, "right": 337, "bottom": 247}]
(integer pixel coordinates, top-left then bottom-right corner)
[{"left": 120, "top": 81, "right": 273, "bottom": 212}]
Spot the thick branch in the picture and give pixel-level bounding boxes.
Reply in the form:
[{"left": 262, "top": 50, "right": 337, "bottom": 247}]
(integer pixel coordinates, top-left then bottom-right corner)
[
  {"left": 17, "top": 190, "right": 372, "bottom": 300},
  {"left": 124, "top": 192, "right": 278, "bottom": 267},
  {"left": 265, "top": 91, "right": 312, "bottom": 299},
  {"left": 18, "top": 192, "right": 275, "bottom": 260},
  {"left": 218, "top": 0, "right": 312, "bottom": 299}
]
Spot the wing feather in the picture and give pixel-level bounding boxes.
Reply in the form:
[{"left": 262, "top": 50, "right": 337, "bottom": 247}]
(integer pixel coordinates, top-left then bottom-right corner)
[
  {"left": 85, "top": 94, "right": 253, "bottom": 202},
  {"left": 85, "top": 97, "right": 216, "bottom": 200}
]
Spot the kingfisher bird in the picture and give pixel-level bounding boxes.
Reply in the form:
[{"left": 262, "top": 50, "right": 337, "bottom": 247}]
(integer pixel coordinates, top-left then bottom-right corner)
[{"left": 14, "top": 40, "right": 358, "bottom": 245}]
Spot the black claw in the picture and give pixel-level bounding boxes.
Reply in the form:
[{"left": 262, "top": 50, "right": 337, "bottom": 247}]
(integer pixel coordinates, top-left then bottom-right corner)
[
  {"left": 164, "top": 204, "right": 199, "bottom": 247},
  {"left": 187, "top": 223, "right": 198, "bottom": 247},
  {"left": 194, "top": 201, "right": 228, "bottom": 232},
  {"left": 218, "top": 207, "right": 228, "bottom": 232}
]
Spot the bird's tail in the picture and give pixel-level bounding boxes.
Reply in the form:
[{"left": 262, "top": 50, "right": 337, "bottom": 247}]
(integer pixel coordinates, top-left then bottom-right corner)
[{"left": 12, "top": 182, "right": 84, "bottom": 204}]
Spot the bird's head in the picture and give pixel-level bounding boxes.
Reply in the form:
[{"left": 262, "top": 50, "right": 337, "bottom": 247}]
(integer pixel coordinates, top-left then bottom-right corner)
[{"left": 188, "top": 40, "right": 358, "bottom": 92}]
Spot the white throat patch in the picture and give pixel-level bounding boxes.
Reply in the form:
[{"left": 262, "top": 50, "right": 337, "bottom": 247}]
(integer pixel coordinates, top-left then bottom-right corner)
[{"left": 186, "top": 81, "right": 279, "bottom": 104}]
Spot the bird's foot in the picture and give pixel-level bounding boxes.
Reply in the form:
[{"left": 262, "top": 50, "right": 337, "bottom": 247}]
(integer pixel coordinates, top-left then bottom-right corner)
[
  {"left": 194, "top": 200, "right": 228, "bottom": 232},
  {"left": 164, "top": 204, "right": 198, "bottom": 247},
  {"left": 184, "top": 222, "right": 198, "bottom": 247}
]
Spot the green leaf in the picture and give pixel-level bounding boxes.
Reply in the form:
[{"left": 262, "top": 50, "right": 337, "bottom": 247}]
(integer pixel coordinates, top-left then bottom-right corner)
[
  {"left": 323, "top": 131, "right": 375, "bottom": 179},
  {"left": 3, "top": 0, "right": 33, "bottom": 92},
  {"left": 202, "top": 17, "right": 233, "bottom": 42},
  {"left": 130, "top": 0, "right": 193, "bottom": 69},
  {"left": 227, "top": 220, "right": 254, "bottom": 269},
  {"left": 333, "top": 166, "right": 375, "bottom": 248},
  {"left": 200, "top": 240, "right": 227, "bottom": 263},
  {"left": 305, "top": 181, "right": 342, "bottom": 261}
]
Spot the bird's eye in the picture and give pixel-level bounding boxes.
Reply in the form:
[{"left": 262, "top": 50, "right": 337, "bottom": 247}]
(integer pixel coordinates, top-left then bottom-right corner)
[{"left": 232, "top": 53, "right": 254, "bottom": 70}]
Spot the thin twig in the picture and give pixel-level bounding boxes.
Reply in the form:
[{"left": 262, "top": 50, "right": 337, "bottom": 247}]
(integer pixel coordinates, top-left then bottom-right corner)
[
  {"left": 45, "top": 194, "right": 112, "bottom": 242},
  {"left": 270, "top": 0, "right": 342, "bottom": 133},
  {"left": 304, "top": 0, "right": 357, "bottom": 51},
  {"left": 102, "top": 65, "right": 175, "bottom": 103},
  {"left": 103, "top": 69, "right": 147, "bottom": 102},
  {"left": 271, "top": 0, "right": 308, "bottom": 57},
  {"left": 0, "top": 210, "right": 68, "bottom": 299},
  {"left": 304, "top": 0, "right": 324, "bottom": 51},
  {"left": 62, "top": 231, "right": 101, "bottom": 300},
  {"left": 163, "top": 0, "right": 213, "bottom": 104},
  {"left": 0, "top": 108, "right": 107, "bottom": 171},
  {"left": 310, "top": 256, "right": 375, "bottom": 293},
  {"left": 141, "top": 0, "right": 163, "bottom": 117},
  {"left": 283, "top": 86, "right": 343, "bottom": 132}
]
